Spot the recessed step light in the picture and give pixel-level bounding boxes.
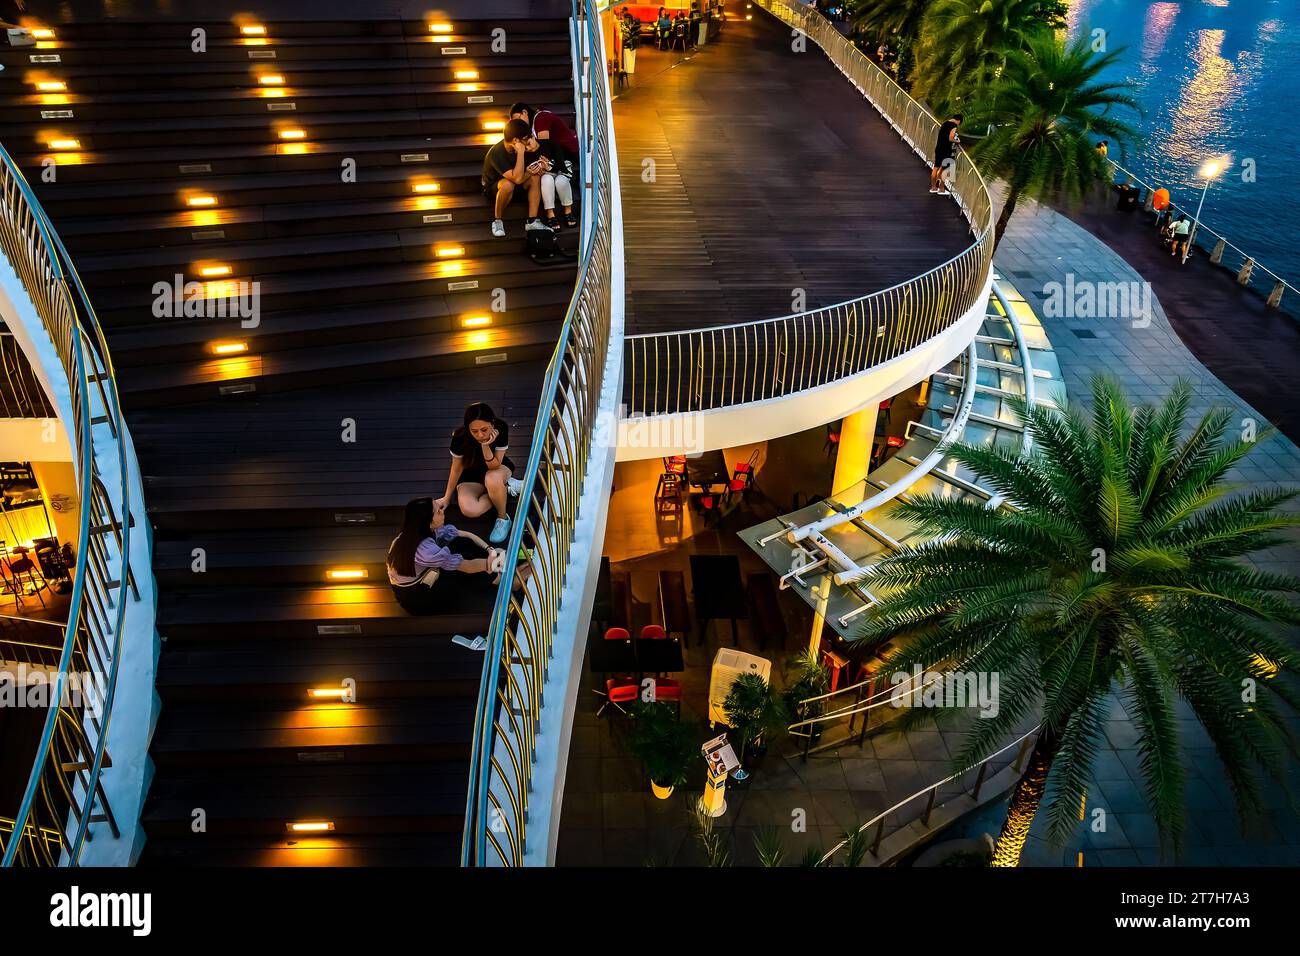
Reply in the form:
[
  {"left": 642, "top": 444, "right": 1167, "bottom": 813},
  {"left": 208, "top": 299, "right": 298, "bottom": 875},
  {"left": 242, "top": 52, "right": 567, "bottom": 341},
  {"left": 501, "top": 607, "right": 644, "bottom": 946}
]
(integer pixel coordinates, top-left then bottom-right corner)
[
  {"left": 454, "top": 69, "right": 479, "bottom": 81},
  {"left": 197, "top": 264, "right": 232, "bottom": 278},
  {"left": 46, "top": 137, "right": 80, "bottom": 150},
  {"left": 308, "top": 686, "right": 355, "bottom": 700},
  {"left": 461, "top": 315, "right": 492, "bottom": 328},
  {"left": 258, "top": 73, "right": 284, "bottom": 85},
  {"left": 240, "top": 24, "right": 267, "bottom": 36},
  {"left": 482, "top": 120, "right": 505, "bottom": 132},
  {"left": 35, "top": 80, "right": 66, "bottom": 92},
  {"left": 325, "top": 568, "right": 368, "bottom": 581},
  {"left": 31, "top": 28, "right": 55, "bottom": 40},
  {"left": 286, "top": 821, "right": 334, "bottom": 833},
  {"left": 428, "top": 22, "right": 453, "bottom": 34},
  {"left": 435, "top": 245, "right": 464, "bottom": 258},
  {"left": 411, "top": 181, "right": 440, "bottom": 193},
  {"left": 278, "top": 127, "right": 306, "bottom": 140},
  {"left": 186, "top": 194, "right": 218, "bottom": 207},
  {"left": 207, "top": 340, "right": 248, "bottom": 356}
]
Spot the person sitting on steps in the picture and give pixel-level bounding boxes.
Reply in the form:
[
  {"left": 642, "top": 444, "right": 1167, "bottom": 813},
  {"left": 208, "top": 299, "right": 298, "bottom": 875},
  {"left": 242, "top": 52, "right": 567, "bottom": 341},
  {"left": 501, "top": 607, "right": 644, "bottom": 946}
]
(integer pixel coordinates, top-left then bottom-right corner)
[
  {"left": 386, "top": 497, "right": 503, "bottom": 615},
  {"left": 436, "top": 401, "right": 524, "bottom": 545},
  {"left": 481, "top": 118, "right": 549, "bottom": 239}
]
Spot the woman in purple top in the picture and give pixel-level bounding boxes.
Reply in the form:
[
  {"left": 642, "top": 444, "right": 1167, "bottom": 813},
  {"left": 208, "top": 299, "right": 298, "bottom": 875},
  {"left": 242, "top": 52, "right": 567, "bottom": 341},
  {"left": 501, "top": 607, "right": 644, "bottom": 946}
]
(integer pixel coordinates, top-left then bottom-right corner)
[{"left": 387, "top": 497, "right": 500, "bottom": 614}]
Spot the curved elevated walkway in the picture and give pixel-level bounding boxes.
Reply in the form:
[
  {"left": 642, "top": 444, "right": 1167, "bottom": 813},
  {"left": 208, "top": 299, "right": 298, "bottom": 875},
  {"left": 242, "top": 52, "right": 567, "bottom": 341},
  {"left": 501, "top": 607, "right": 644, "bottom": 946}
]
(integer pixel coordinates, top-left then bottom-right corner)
[{"left": 614, "top": 11, "right": 971, "bottom": 336}]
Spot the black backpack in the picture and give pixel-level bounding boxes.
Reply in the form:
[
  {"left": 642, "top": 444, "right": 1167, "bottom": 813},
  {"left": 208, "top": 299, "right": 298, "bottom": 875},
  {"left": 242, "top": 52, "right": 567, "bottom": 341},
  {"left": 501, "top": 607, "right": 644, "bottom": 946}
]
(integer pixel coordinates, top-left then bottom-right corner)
[{"left": 525, "top": 225, "right": 571, "bottom": 265}]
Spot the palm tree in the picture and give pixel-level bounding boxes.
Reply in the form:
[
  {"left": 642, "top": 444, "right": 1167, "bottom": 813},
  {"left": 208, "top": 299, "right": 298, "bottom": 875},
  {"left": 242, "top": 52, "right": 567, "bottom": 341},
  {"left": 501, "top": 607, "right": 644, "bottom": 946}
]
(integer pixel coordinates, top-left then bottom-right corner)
[
  {"left": 962, "top": 31, "right": 1142, "bottom": 249},
  {"left": 853, "top": 377, "right": 1300, "bottom": 866},
  {"left": 850, "top": 0, "right": 931, "bottom": 79},
  {"left": 912, "top": 0, "right": 1059, "bottom": 109}
]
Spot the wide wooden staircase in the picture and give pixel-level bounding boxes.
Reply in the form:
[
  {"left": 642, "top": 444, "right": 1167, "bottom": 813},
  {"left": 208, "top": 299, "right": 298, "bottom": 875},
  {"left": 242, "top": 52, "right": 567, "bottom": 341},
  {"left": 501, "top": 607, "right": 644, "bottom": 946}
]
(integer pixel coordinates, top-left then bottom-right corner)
[{"left": 0, "top": 10, "right": 579, "bottom": 865}]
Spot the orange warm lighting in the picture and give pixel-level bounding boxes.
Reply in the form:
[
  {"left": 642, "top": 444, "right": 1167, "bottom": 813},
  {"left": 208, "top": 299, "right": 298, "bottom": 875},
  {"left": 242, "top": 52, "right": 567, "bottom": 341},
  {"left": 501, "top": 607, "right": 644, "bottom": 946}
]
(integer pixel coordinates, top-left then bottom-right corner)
[
  {"left": 258, "top": 74, "right": 285, "bottom": 85},
  {"left": 429, "top": 22, "right": 453, "bottom": 33},
  {"left": 435, "top": 245, "right": 464, "bottom": 258},
  {"left": 325, "top": 568, "right": 368, "bottom": 581},
  {"left": 31, "top": 28, "right": 55, "bottom": 40},
  {"left": 454, "top": 69, "right": 479, "bottom": 80},
  {"left": 208, "top": 340, "right": 248, "bottom": 356},
  {"left": 467, "top": 330, "right": 491, "bottom": 347},
  {"left": 241, "top": 24, "right": 267, "bottom": 36},
  {"left": 198, "top": 264, "right": 233, "bottom": 278},
  {"left": 461, "top": 315, "right": 491, "bottom": 328},
  {"left": 47, "top": 137, "right": 80, "bottom": 150},
  {"left": 287, "top": 821, "right": 335, "bottom": 833},
  {"left": 186, "top": 194, "right": 218, "bottom": 207},
  {"left": 482, "top": 120, "right": 505, "bottom": 132},
  {"left": 307, "top": 686, "right": 352, "bottom": 700},
  {"left": 35, "top": 81, "right": 66, "bottom": 92},
  {"left": 278, "top": 128, "right": 306, "bottom": 140},
  {"left": 412, "top": 181, "right": 441, "bottom": 194}
]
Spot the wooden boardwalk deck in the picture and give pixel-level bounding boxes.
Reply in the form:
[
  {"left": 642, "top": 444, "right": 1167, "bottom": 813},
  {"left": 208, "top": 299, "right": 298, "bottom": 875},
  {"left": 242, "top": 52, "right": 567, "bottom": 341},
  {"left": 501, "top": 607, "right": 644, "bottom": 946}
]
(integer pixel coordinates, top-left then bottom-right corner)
[{"left": 614, "top": 11, "right": 973, "bottom": 336}]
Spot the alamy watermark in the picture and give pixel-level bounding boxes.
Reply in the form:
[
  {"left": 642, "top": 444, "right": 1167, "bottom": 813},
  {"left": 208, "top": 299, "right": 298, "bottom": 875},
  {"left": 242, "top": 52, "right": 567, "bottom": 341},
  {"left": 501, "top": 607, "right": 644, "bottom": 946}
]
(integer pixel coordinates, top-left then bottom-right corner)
[
  {"left": 1042, "top": 273, "right": 1152, "bottom": 329},
  {"left": 889, "top": 665, "right": 1000, "bottom": 718},
  {"left": 151, "top": 274, "right": 261, "bottom": 328},
  {"left": 0, "top": 665, "right": 104, "bottom": 717}
]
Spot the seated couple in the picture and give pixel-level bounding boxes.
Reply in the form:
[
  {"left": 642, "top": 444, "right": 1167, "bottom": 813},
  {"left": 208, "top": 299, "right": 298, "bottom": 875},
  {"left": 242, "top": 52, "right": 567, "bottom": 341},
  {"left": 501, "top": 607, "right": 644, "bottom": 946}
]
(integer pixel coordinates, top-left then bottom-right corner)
[
  {"left": 481, "top": 104, "right": 579, "bottom": 238},
  {"left": 386, "top": 402, "right": 528, "bottom": 615}
]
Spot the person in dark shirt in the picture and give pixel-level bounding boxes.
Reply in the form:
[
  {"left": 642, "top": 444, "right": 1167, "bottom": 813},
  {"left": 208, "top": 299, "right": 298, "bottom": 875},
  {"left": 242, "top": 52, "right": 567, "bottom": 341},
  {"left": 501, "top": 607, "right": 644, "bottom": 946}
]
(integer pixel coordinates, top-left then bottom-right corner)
[
  {"left": 930, "top": 113, "right": 962, "bottom": 195},
  {"left": 386, "top": 497, "right": 501, "bottom": 614},
  {"left": 482, "top": 117, "right": 545, "bottom": 238},
  {"left": 436, "top": 401, "right": 523, "bottom": 545}
]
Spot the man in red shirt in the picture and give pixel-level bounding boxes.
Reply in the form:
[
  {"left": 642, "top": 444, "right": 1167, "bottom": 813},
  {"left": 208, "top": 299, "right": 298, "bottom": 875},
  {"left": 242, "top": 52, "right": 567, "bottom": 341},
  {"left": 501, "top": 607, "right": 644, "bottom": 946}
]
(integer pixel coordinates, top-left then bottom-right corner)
[{"left": 510, "top": 102, "right": 580, "bottom": 165}]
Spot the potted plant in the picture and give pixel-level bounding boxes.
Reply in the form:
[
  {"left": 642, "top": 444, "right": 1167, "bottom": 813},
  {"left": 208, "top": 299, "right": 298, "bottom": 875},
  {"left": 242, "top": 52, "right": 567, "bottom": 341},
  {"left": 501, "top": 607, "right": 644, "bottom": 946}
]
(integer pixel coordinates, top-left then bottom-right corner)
[
  {"left": 722, "top": 672, "right": 788, "bottom": 780},
  {"left": 627, "top": 701, "right": 695, "bottom": 799},
  {"left": 781, "top": 649, "right": 831, "bottom": 743}
]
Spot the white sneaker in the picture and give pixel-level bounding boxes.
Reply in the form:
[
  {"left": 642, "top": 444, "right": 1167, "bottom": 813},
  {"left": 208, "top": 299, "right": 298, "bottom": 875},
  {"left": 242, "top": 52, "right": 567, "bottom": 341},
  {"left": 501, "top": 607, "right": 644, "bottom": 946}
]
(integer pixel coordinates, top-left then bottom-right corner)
[
  {"left": 452, "top": 634, "right": 488, "bottom": 651},
  {"left": 507, "top": 476, "right": 524, "bottom": 497},
  {"left": 524, "top": 218, "right": 550, "bottom": 232},
  {"left": 490, "top": 219, "right": 506, "bottom": 238}
]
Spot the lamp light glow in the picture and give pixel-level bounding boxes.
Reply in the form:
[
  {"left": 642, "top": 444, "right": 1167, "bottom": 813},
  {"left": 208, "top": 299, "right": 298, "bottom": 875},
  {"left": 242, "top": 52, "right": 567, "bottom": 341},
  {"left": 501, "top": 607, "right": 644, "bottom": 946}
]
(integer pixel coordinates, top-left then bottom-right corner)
[
  {"left": 435, "top": 245, "right": 464, "bottom": 258},
  {"left": 461, "top": 315, "right": 491, "bottom": 328},
  {"left": 47, "top": 137, "right": 80, "bottom": 150},
  {"left": 278, "top": 128, "right": 306, "bottom": 140},
  {"left": 325, "top": 568, "right": 368, "bottom": 581},
  {"left": 287, "top": 821, "right": 335, "bottom": 833},
  {"left": 187, "top": 194, "right": 218, "bottom": 207},
  {"left": 35, "top": 81, "right": 66, "bottom": 92}
]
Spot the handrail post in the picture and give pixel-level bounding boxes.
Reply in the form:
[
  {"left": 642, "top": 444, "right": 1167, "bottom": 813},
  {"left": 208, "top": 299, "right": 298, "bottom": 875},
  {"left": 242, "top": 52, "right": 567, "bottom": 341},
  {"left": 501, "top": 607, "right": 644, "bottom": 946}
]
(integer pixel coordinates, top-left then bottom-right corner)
[
  {"left": 870, "top": 816, "right": 886, "bottom": 856},
  {"left": 971, "top": 762, "right": 989, "bottom": 800},
  {"left": 921, "top": 788, "right": 937, "bottom": 826}
]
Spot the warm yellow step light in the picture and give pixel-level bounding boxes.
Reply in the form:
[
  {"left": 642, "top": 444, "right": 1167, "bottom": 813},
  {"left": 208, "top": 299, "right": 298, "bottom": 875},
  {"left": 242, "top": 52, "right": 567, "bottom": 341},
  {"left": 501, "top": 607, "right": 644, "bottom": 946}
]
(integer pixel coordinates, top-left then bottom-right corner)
[
  {"left": 208, "top": 340, "right": 248, "bottom": 356},
  {"left": 412, "top": 182, "right": 441, "bottom": 194},
  {"left": 241, "top": 24, "right": 267, "bottom": 36},
  {"left": 454, "top": 69, "right": 479, "bottom": 81},
  {"left": 198, "top": 264, "right": 233, "bottom": 278},
  {"left": 31, "top": 28, "right": 55, "bottom": 40},
  {"left": 279, "top": 128, "right": 306, "bottom": 140},
  {"left": 258, "top": 74, "right": 285, "bottom": 85},
  {"left": 287, "top": 821, "right": 334, "bottom": 833},
  {"left": 429, "top": 22, "right": 453, "bottom": 33},
  {"left": 325, "top": 568, "right": 368, "bottom": 581},
  {"left": 36, "top": 81, "right": 67, "bottom": 92},
  {"left": 482, "top": 120, "right": 505, "bottom": 132},
  {"left": 461, "top": 315, "right": 491, "bottom": 328},
  {"left": 47, "top": 137, "right": 80, "bottom": 150},
  {"left": 435, "top": 245, "right": 464, "bottom": 258},
  {"left": 186, "top": 194, "right": 218, "bottom": 208}
]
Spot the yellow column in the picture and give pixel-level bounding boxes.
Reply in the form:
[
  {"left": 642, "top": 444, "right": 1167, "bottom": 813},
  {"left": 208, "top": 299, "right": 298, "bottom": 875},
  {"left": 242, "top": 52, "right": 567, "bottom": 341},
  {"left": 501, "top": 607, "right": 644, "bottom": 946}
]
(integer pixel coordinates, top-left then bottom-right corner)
[{"left": 831, "top": 404, "right": 879, "bottom": 504}]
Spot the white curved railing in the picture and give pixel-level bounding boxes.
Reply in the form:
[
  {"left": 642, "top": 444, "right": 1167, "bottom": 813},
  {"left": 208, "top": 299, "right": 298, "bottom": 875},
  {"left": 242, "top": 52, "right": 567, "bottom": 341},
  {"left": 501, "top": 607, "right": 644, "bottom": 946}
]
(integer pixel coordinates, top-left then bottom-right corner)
[
  {"left": 461, "top": 0, "right": 618, "bottom": 867},
  {"left": 0, "top": 142, "right": 138, "bottom": 866},
  {"left": 623, "top": 0, "right": 994, "bottom": 418}
]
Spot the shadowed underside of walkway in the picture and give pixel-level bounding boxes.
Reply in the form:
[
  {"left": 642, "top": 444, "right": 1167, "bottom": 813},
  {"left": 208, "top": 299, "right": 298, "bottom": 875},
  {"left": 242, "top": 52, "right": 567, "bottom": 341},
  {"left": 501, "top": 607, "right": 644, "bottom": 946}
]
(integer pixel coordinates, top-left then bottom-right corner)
[
  {"left": 1055, "top": 197, "right": 1300, "bottom": 446},
  {"left": 614, "top": 12, "right": 972, "bottom": 336}
]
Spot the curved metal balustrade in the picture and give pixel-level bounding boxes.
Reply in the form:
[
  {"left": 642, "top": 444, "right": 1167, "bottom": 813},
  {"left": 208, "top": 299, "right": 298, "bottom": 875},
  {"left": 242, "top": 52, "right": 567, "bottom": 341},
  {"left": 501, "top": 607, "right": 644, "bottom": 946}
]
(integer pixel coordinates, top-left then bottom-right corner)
[
  {"left": 0, "top": 143, "right": 137, "bottom": 866},
  {"left": 461, "top": 0, "right": 618, "bottom": 866},
  {"left": 623, "top": 0, "right": 994, "bottom": 418}
]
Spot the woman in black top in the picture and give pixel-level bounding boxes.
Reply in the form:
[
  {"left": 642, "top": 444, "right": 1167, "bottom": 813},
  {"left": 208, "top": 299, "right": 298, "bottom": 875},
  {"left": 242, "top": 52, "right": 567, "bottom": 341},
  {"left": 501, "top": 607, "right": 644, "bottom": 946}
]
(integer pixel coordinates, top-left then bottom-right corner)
[{"left": 436, "top": 401, "right": 522, "bottom": 546}]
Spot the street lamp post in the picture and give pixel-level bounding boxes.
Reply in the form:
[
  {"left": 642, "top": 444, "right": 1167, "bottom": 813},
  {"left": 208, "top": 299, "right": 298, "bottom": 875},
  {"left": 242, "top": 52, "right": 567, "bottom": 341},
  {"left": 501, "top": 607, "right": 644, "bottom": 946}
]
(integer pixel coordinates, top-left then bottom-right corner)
[{"left": 1184, "top": 157, "right": 1225, "bottom": 264}]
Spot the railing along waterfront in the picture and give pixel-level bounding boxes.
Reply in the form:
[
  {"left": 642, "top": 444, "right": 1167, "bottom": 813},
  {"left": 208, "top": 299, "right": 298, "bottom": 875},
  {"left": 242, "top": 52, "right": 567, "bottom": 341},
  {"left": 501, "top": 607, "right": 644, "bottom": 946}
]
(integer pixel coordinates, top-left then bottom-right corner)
[
  {"left": 0, "top": 142, "right": 137, "bottom": 866},
  {"left": 623, "top": 0, "right": 994, "bottom": 418},
  {"left": 1106, "top": 158, "right": 1297, "bottom": 309},
  {"left": 461, "top": 0, "right": 616, "bottom": 866}
]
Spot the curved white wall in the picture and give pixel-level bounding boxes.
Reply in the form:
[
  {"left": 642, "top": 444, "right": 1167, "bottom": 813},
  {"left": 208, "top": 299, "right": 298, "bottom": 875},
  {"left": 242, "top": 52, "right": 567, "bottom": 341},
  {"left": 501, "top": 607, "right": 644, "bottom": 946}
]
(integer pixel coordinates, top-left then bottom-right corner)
[{"left": 614, "top": 273, "right": 992, "bottom": 461}]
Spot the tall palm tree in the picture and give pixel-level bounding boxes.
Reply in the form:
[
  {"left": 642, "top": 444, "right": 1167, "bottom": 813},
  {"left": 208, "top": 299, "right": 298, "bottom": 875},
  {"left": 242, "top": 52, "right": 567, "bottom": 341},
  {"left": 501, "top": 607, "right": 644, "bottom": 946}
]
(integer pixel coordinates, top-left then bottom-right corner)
[
  {"left": 912, "top": 0, "right": 1059, "bottom": 108},
  {"left": 854, "top": 377, "right": 1300, "bottom": 866},
  {"left": 962, "top": 31, "right": 1142, "bottom": 249}
]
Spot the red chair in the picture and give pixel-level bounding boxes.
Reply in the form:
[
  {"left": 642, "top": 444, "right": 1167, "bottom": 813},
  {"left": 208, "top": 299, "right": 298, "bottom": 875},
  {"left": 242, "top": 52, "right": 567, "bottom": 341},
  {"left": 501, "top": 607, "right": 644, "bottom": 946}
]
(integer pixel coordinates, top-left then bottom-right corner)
[
  {"left": 639, "top": 624, "right": 667, "bottom": 640},
  {"left": 604, "top": 626, "right": 631, "bottom": 642},
  {"left": 824, "top": 423, "right": 841, "bottom": 457},
  {"left": 662, "top": 455, "right": 687, "bottom": 475},
  {"left": 653, "top": 677, "right": 682, "bottom": 717},
  {"left": 598, "top": 676, "right": 639, "bottom": 718}
]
